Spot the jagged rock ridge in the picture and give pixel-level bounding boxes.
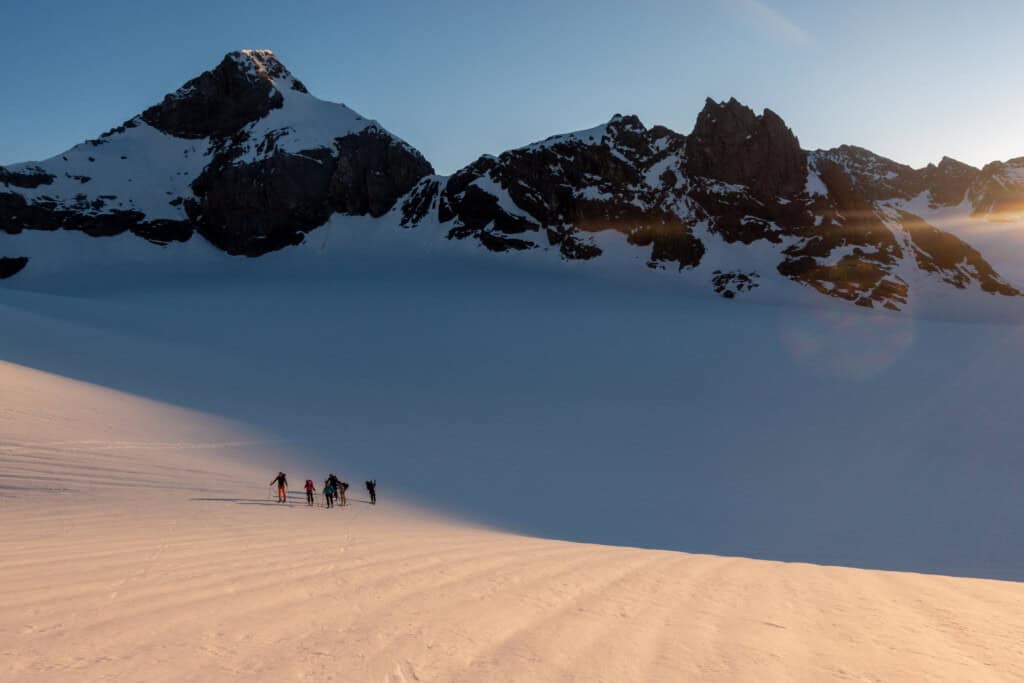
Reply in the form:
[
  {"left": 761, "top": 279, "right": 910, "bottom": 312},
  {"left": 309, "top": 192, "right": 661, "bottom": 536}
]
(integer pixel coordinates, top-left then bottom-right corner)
[
  {"left": 2, "top": 51, "right": 1022, "bottom": 308},
  {"left": 401, "top": 98, "right": 1022, "bottom": 308}
]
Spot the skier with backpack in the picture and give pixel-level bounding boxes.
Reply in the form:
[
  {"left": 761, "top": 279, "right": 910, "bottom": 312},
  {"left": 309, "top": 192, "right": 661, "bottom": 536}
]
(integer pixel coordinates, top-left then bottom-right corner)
[
  {"left": 366, "top": 479, "right": 376, "bottom": 505},
  {"left": 270, "top": 472, "right": 288, "bottom": 503},
  {"left": 339, "top": 481, "right": 350, "bottom": 506},
  {"left": 323, "top": 481, "right": 336, "bottom": 508},
  {"left": 304, "top": 479, "right": 316, "bottom": 506},
  {"left": 326, "top": 474, "right": 342, "bottom": 505}
]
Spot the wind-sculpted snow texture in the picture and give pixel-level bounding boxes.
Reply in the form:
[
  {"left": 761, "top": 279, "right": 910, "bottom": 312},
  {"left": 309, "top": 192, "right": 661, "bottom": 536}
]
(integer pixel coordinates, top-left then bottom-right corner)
[
  {"left": 6, "top": 360, "right": 1024, "bottom": 681},
  {"left": 2, "top": 51, "right": 1024, "bottom": 309}
]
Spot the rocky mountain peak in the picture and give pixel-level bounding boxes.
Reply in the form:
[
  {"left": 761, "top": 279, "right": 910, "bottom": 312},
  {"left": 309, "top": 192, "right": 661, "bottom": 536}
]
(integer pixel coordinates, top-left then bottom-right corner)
[
  {"left": 224, "top": 49, "right": 310, "bottom": 94},
  {"left": 970, "top": 157, "right": 1024, "bottom": 220},
  {"left": 606, "top": 113, "right": 644, "bottom": 131},
  {"left": 693, "top": 97, "right": 757, "bottom": 130},
  {"left": 921, "top": 156, "right": 979, "bottom": 207},
  {"left": 685, "top": 97, "right": 806, "bottom": 197},
  {"left": 228, "top": 50, "right": 290, "bottom": 82},
  {"left": 936, "top": 155, "right": 973, "bottom": 171},
  {"left": 0, "top": 49, "right": 433, "bottom": 258},
  {"left": 139, "top": 50, "right": 310, "bottom": 140}
]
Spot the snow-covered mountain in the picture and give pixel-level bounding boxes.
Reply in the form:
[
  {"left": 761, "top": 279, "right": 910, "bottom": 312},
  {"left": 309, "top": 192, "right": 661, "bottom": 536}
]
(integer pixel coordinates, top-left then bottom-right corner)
[
  {"left": 402, "top": 101, "right": 1024, "bottom": 310},
  {"left": 3, "top": 51, "right": 1024, "bottom": 312},
  {"left": 0, "top": 50, "right": 431, "bottom": 256}
]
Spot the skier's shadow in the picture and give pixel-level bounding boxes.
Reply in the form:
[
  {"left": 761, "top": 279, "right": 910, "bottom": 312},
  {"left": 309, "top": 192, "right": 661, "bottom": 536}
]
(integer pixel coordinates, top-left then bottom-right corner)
[
  {"left": 191, "top": 497, "right": 298, "bottom": 507},
  {"left": 190, "top": 496, "right": 376, "bottom": 508}
]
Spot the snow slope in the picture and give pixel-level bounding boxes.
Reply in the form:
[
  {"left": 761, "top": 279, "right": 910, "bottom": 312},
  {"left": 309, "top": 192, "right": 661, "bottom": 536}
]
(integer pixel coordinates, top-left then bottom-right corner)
[
  {"left": 3, "top": 220, "right": 1024, "bottom": 583},
  {"left": 4, "top": 362, "right": 1024, "bottom": 682},
  {"left": 5, "top": 121, "right": 209, "bottom": 221},
  {"left": 893, "top": 191, "right": 1024, "bottom": 286}
]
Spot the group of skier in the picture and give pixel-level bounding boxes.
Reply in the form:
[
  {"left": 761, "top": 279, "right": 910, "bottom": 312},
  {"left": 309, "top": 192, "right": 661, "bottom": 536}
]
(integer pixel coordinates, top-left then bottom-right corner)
[{"left": 268, "top": 472, "right": 377, "bottom": 508}]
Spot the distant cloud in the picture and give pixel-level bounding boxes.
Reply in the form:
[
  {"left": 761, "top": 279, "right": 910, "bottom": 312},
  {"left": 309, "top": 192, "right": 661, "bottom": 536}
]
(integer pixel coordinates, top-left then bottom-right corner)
[{"left": 724, "top": 0, "right": 811, "bottom": 46}]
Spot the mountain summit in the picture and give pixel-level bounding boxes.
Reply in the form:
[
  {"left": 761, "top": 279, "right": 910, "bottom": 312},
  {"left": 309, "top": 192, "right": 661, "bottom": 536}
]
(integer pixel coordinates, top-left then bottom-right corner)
[
  {"left": 685, "top": 97, "right": 806, "bottom": 197},
  {"left": 2, "top": 51, "right": 1023, "bottom": 310},
  {"left": 140, "top": 50, "right": 308, "bottom": 140},
  {"left": 0, "top": 50, "right": 432, "bottom": 256}
]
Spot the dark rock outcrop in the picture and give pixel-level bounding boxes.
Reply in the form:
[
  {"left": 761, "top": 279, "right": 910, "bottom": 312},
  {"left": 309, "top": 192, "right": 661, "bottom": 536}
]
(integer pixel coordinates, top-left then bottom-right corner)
[
  {"left": 328, "top": 128, "right": 434, "bottom": 217},
  {"left": 711, "top": 270, "right": 759, "bottom": 298},
  {"left": 0, "top": 256, "right": 29, "bottom": 279},
  {"left": 685, "top": 98, "right": 806, "bottom": 197},
  {"left": 141, "top": 51, "right": 286, "bottom": 140},
  {"left": 186, "top": 128, "right": 432, "bottom": 256},
  {"left": 811, "top": 146, "right": 922, "bottom": 201},
  {"left": 920, "top": 157, "right": 979, "bottom": 207},
  {"left": 969, "top": 158, "right": 1024, "bottom": 221},
  {"left": 0, "top": 191, "right": 191, "bottom": 244},
  {"left": 422, "top": 115, "right": 704, "bottom": 268},
  {"left": 186, "top": 148, "right": 335, "bottom": 254},
  {"left": 399, "top": 177, "right": 442, "bottom": 227},
  {"left": 0, "top": 167, "right": 54, "bottom": 189}
]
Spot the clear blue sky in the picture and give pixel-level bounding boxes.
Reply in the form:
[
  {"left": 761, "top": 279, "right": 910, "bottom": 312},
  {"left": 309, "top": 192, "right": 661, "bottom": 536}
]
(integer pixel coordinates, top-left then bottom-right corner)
[{"left": 1, "top": 0, "right": 1021, "bottom": 174}]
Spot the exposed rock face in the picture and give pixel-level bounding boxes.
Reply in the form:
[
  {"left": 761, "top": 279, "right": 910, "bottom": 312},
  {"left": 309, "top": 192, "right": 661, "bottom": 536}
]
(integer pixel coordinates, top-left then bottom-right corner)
[
  {"left": 0, "top": 168, "right": 54, "bottom": 189},
  {"left": 812, "top": 145, "right": 921, "bottom": 200},
  {"left": 1, "top": 49, "right": 433, "bottom": 257},
  {"left": 0, "top": 256, "right": 29, "bottom": 279},
  {"left": 329, "top": 128, "right": 434, "bottom": 217},
  {"left": 712, "top": 270, "right": 759, "bottom": 298},
  {"left": 685, "top": 98, "right": 806, "bottom": 197},
  {"left": 186, "top": 147, "right": 336, "bottom": 253},
  {"left": 184, "top": 126, "right": 432, "bottom": 255},
  {"left": 418, "top": 115, "right": 705, "bottom": 269},
  {"left": 141, "top": 50, "right": 299, "bottom": 140},
  {"left": 0, "top": 191, "right": 191, "bottom": 243},
  {"left": 921, "top": 157, "right": 979, "bottom": 207},
  {"left": 969, "top": 158, "right": 1024, "bottom": 221},
  {"left": 402, "top": 100, "right": 1020, "bottom": 309}
]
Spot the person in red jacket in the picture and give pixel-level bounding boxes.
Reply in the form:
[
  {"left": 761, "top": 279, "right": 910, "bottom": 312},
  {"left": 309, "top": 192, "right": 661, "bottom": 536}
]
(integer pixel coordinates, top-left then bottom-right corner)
[{"left": 303, "top": 479, "right": 316, "bottom": 506}]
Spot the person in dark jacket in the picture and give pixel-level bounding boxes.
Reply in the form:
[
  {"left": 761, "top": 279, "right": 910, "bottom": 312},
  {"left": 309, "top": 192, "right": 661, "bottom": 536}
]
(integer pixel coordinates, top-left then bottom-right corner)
[
  {"left": 326, "top": 473, "right": 342, "bottom": 504},
  {"left": 270, "top": 472, "right": 288, "bottom": 503},
  {"left": 324, "top": 482, "right": 336, "bottom": 508},
  {"left": 365, "top": 479, "right": 376, "bottom": 505}
]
